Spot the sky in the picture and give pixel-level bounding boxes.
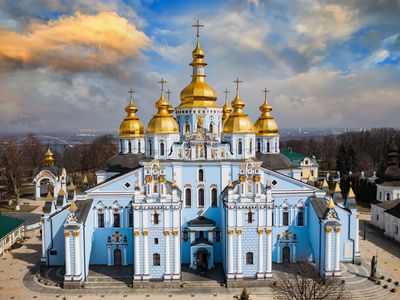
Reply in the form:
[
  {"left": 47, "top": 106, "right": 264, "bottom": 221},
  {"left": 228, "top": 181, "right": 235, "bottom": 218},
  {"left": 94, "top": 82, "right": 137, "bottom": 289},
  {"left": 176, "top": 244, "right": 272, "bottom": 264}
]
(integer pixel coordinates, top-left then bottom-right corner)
[{"left": 0, "top": 0, "right": 399, "bottom": 134}]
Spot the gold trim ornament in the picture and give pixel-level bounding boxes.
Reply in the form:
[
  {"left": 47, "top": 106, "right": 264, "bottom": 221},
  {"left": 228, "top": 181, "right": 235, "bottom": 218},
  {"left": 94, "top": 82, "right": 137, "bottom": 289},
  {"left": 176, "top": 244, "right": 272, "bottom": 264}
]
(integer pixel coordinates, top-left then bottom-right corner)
[
  {"left": 64, "top": 232, "right": 70, "bottom": 237},
  {"left": 159, "top": 176, "right": 166, "bottom": 183},
  {"left": 227, "top": 229, "right": 234, "bottom": 235},
  {"left": 258, "top": 229, "right": 263, "bottom": 235},
  {"left": 325, "top": 227, "right": 332, "bottom": 233},
  {"left": 173, "top": 230, "right": 179, "bottom": 236},
  {"left": 236, "top": 229, "right": 242, "bottom": 235},
  {"left": 134, "top": 231, "right": 140, "bottom": 236},
  {"left": 142, "top": 231, "right": 148, "bottom": 236},
  {"left": 163, "top": 230, "right": 170, "bottom": 236},
  {"left": 73, "top": 231, "right": 80, "bottom": 237},
  {"left": 335, "top": 227, "right": 341, "bottom": 233},
  {"left": 145, "top": 176, "right": 152, "bottom": 183},
  {"left": 356, "top": 213, "right": 360, "bottom": 219},
  {"left": 266, "top": 229, "right": 272, "bottom": 234},
  {"left": 239, "top": 175, "right": 246, "bottom": 183}
]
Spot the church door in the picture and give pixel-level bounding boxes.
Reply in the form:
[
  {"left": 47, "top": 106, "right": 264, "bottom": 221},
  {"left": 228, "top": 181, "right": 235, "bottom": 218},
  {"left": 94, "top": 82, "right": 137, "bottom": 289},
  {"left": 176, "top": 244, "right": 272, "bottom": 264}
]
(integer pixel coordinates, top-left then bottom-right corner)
[
  {"left": 282, "top": 246, "right": 290, "bottom": 263},
  {"left": 114, "top": 248, "right": 122, "bottom": 267},
  {"left": 196, "top": 249, "right": 208, "bottom": 271}
]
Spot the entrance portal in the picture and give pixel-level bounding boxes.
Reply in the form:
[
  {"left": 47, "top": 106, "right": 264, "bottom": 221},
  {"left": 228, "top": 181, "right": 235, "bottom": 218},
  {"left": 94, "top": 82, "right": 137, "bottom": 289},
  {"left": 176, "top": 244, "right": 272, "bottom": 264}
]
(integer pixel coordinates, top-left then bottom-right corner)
[
  {"left": 282, "top": 246, "right": 290, "bottom": 263},
  {"left": 196, "top": 249, "right": 208, "bottom": 271},
  {"left": 114, "top": 248, "right": 122, "bottom": 267}
]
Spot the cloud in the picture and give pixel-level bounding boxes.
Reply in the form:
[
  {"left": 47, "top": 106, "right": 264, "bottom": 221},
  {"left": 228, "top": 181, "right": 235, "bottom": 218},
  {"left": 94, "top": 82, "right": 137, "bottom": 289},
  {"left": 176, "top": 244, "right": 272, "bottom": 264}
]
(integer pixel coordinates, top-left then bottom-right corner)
[{"left": 0, "top": 11, "right": 150, "bottom": 72}]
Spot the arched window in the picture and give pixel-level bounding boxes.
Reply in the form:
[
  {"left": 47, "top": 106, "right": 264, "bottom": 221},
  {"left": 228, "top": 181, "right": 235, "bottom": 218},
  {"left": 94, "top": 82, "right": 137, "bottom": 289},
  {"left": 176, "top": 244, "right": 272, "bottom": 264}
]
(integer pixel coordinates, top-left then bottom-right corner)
[
  {"left": 160, "top": 142, "right": 165, "bottom": 156},
  {"left": 185, "top": 122, "right": 190, "bottom": 134},
  {"left": 238, "top": 141, "right": 243, "bottom": 155},
  {"left": 154, "top": 212, "right": 159, "bottom": 225},
  {"left": 257, "top": 140, "right": 261, "bottom": 152},
  {"left": 247, "top": 211, "right": 254, "bottom": 223},
  {"left": 120, "top": 140, "right": 123, "bottom": 152},
  {"left": 297, "top": 207, "right": 304, "bottom": 226},
  {"left": 282, "top": 207, "right": 289, "bottom": 226},
  {"left": 185, "top": 188, "right": 192, "bottom": 207},
  {"left": 246, "top": 252, "right": 254, "bottom": 265},
  {"left": 149, "top": 141, "right": 153, "bottom": 155},
  {"left": 98, "top": 211, "right": 104, "bottom": 228},
  {"left": 138, "top": 140, "right": 141, "bottom": 153},
  {"left": 198, "top": 169, "right": 204, "bottom": 182},
  {"left": 211, "top": 188, "right": 218, "bottom": 207},
  {"left": 183, "top": 229, "right": 189, "bottom": 242},
  {"left": 198, "top": 188, "right": 205, "bottom": 207},
  {"left": 153, "top": 253, "right": 160, "bottom": 266},
  {"left": 387, "top": 193, "right": 390, "bottom": 201},
  {"left": 113, "top": 211, "right": 120, "bottom": 228},
  {"left": 129, "top": 210, "right": 133, "bottom": 228},
  {"left": 267, "top": 141, "right": 270, "bottom": 153},
  {"left": 250, "top": 140, "right": 253, "bottom": 153},
  {"left": 209, "top": 123, "right": 214, "bottom": 133},
  {"left": 128, "top": 141, "right": 132, "bottom": 153}
]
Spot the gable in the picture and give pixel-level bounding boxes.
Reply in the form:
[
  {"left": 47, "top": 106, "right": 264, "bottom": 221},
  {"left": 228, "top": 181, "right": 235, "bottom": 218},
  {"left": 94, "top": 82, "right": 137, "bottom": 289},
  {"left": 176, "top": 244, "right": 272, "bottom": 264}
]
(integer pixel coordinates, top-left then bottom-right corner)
[{"left": 261, "top": 167, "right": 316, "bottom": 192}]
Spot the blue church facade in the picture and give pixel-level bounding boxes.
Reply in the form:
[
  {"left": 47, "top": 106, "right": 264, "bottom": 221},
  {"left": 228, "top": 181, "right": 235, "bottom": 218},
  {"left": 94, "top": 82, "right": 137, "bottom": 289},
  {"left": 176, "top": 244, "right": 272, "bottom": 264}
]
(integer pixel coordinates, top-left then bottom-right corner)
[{"left": 40, "top": 23, "right": 360, "bottom": 288}]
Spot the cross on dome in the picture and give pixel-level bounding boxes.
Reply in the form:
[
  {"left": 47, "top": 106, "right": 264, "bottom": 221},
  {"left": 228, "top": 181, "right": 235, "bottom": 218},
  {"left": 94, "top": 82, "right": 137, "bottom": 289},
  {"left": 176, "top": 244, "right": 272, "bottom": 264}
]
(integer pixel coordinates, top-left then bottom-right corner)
[
  {"left": 166, "top": 89, "right": 172, "bottom": 100},
  {"left": 192, "top": 20, "right": 204, "bottom": 39},
  {"left": 158, "top": 78, "right": 167, "bottom": 93},
  {"left": 262, "top": 88, "right": 270, "bottom": 102},
  {"left": 128, "top": 88, "right": 135, "bottom": 99},
  {"left": 223, "top": 88, "right": 230, "bottom": 100},
  {"left": 233, "top": 77, "right": 242, "bottom": 94}
]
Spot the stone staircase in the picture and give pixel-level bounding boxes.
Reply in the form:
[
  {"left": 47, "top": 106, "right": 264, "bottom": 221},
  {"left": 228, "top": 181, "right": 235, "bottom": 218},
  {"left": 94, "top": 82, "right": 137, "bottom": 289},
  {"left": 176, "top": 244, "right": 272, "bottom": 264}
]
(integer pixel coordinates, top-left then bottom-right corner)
[{"left": 83, "top": 266, "right": 132, "bottom": 289}]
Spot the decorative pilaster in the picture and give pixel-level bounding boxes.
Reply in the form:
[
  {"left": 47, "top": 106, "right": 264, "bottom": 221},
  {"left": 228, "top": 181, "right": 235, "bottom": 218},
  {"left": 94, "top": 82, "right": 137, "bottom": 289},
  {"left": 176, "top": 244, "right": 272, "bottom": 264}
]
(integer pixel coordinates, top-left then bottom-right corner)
[
  {"left": 236, "top": 229, "right": 243, "bottom": 278},
  {"left": 325, "top": 227, "right": 332, "bottom": 275},
  {"left": 64, "top": 232, "right": 71, "bottom": 278},
  {"left": 73, "top": 231, "right": 81, "bottom": 279},
  {"left": 173, "top": 230, "right": 180, "bottom": 280},
  {"left": 164, "top": 230, "right": 171, "bottom": 280},
  {"left": 355, "top": 213, "right": 360, "bottom": 257},
  {"left": 133, "top": 231, "right": 141, "bottom": 281},
  {"left": 143, "top": 231, "right": 149, "bottom": 280},
  {"left": 277, "top": 235, "right": 281, "bottom": 263},
  {"left": 257, "top": 229, "right": 264, "bottom": 279},
  {"left": 334, "top": 227, "right": 341, "bottom": 276},
  {"left": 107, "top": 245, "right": 112, "bottom": 266},
  {"left": 266, "top": 229, "right": 272, "bottom": 277},
  {"left": 227, "top": 229, "right": 234, "bottom": 279}
]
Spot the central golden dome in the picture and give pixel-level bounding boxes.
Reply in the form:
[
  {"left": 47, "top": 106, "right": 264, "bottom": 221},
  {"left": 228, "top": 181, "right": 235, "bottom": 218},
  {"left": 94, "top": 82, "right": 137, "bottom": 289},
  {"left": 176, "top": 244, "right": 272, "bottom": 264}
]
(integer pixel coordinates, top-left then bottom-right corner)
[
  {"left": 119, "top": 96, "right": 144, "bottom": 138},
  {"left": 178, "top": 41, "right": 219, "bottom": 108},
  {"left": 223, "top": 92, "right": 255, "bottom": 134},
  {"left": 147, "top": 92, "right": 179, "bottom": 134},
  {"left": 254, "top": 94, "right": 279, "bottom": 136}
]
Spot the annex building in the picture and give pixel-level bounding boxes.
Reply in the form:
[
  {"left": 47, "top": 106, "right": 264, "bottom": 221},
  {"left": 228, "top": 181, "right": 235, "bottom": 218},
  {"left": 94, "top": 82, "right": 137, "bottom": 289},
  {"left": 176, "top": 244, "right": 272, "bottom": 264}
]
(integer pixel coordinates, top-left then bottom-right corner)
[{"left": 41, "top": 22, "right": 360, "bottom": 288}]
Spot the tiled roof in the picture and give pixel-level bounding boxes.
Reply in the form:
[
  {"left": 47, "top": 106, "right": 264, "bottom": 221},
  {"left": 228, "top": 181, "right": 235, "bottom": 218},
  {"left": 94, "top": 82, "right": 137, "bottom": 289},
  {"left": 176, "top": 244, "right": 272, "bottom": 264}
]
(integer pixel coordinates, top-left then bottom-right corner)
[{"left": 0, "top": 215, "right": 25, "bottom": 240}]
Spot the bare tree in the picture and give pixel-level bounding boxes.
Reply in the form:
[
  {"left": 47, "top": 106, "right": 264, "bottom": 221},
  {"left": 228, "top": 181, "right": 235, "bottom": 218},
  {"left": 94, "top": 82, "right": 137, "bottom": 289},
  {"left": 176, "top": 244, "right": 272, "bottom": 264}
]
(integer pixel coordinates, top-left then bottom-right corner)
[
  {"left": 272, "top": 260, "right": 345, "bottom": 300},
  {"left": 0, "top": 141, "right": 24, "bottom": 210}
]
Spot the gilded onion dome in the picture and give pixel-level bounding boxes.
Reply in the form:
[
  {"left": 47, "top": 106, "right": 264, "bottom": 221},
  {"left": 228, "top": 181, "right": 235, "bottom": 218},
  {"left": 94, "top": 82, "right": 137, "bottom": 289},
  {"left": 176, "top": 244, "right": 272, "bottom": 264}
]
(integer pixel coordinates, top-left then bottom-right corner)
[
  {"left": 254, "top": 90, "right": 279, "bottom": 136},
  {"left": 222, "top": 89, "right": 232, "bottom": 125},
  {"left": 119, "top": 93, "right": 144, "bottom": 138},
  {"left": 179, "top": 34, "right": 219, "bottom": 108},
  {"left": 147, "top": 83, "right": 179, "bottom": 134},
  {"left": 43, "top": 147, "right": 55, "bottom": 166},
  {"left": 223, "top": 83, "right": 255, "bottom": 134}
]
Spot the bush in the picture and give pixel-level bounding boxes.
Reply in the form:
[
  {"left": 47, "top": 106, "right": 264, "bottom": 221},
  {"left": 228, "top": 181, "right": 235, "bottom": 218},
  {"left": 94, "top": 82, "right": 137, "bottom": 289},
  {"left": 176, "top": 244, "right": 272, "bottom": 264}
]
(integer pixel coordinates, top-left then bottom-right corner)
[
  {"left": 383, "top": 284, "right": 388, "bottom": 289},
  {"left": 390, "top": 288, "right": 396, "bottom": 293},
  {"left": 376, "top": 281, "right": 381, "bottom": 285},
  {"left": 388, "top": 278, "right": 392, "bottom": 282},
  {"left": 395, "top": 281, "right": 399, "bottom": 286}
]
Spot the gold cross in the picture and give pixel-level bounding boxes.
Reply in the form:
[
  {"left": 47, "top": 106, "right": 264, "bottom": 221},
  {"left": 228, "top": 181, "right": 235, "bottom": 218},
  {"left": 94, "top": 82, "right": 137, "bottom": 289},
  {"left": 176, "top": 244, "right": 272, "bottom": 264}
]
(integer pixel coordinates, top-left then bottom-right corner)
[
  {"left": 158, "top": 77, "right": 167, "bottom": 92},
  {"left": 166, "top": 89, "right": 172, "bottom": 100},
  {"left": 128, "top": 88, "right": 135, "bottom": 99},
  {"left": 223, "top": 88, "right": 230, "bottom": 101},
  {"left": 262, "top": 88, "right": 270, "bottom": 101},
  {"left": 192, "top": 20, "right": 204, "bottom": 38},
  {"left": 233, "top": 77, "right": 242, "bottom": 93},
  {"left": 199, "top": 209, "right": 204, "bottom": 217}
]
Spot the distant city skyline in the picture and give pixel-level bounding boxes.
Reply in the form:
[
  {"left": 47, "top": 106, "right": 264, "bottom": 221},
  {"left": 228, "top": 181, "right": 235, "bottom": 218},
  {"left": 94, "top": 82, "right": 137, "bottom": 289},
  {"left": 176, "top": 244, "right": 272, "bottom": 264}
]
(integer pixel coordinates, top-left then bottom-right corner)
[{"left": 0, "top": 0, "right": 399, "bottom": 133}]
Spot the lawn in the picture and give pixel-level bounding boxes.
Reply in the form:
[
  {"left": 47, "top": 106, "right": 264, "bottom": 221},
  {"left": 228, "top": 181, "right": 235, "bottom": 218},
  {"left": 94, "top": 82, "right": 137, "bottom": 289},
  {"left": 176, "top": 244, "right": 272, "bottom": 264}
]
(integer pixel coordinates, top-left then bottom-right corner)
[{"left": 0, "top": 203, "right": 38, "bottom": 213}]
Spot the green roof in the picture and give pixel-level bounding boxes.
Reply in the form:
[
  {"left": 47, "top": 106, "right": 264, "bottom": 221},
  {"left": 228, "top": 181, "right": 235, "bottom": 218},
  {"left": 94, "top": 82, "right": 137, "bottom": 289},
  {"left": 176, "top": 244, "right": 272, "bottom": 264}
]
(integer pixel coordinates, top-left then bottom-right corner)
[
  {"left": 0, "top": 215, "right": 25, "bottom": 240},
  {"left": 281, "top": 149, "right": 306, "bottom": 165}
]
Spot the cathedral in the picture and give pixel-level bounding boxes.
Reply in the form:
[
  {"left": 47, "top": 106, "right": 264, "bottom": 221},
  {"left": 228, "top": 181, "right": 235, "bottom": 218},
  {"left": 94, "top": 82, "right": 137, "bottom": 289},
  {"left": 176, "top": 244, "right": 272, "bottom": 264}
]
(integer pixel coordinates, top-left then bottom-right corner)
[{"left": 41, "top": 22, "right": 360, "bottom": 288}]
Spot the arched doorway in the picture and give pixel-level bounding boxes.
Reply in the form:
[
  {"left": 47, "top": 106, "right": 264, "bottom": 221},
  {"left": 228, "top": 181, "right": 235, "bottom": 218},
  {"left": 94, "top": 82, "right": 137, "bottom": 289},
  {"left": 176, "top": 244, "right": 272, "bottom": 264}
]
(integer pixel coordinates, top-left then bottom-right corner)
[
  {"left": 196, "top": 249, "right": 208, "bottom": 271},
  {"left": 114, "top": 248, "right": 122, "bottom": 267},
  {"left": 282, "top": 246, "right": 290, "bottom": 263}
]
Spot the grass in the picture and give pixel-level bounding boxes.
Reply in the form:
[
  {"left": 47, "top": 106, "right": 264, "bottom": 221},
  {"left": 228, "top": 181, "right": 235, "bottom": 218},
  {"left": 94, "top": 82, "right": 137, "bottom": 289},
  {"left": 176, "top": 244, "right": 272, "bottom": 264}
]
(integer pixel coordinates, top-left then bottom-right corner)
[{"left": 0, "top": 203, "right": 38, "bottom": 212}]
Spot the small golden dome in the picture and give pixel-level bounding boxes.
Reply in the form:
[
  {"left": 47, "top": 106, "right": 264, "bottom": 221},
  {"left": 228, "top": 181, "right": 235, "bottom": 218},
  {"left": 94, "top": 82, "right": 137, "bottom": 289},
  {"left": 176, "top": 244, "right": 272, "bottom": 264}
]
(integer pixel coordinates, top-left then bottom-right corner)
[
  {"left": 43, "top": 147, "right": 55, "bottom": 166},
  {"left": 147, "top": 92, "right": 179, "bottom": 135},
  {"left": 223, "top": 91, "right": 255, "bottom": 134},
  {"left": 119, "top": 94, "right": 144, "bottom": 138},
  {"left": 254, "top": 91, "right": 279, "bottom": 137},
  {"left": 222, "top": 89, "right": 232, "bottom": 125},
  {"left": 179, "top": 40, "right": 219, "bottom": 108}
]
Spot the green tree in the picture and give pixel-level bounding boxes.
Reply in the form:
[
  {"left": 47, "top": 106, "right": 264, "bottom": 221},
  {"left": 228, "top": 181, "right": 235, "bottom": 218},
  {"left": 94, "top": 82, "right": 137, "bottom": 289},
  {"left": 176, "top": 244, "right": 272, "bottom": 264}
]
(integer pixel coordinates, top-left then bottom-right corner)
[{"left": 234, "top": 288, "right": 251, "bottom": 300}]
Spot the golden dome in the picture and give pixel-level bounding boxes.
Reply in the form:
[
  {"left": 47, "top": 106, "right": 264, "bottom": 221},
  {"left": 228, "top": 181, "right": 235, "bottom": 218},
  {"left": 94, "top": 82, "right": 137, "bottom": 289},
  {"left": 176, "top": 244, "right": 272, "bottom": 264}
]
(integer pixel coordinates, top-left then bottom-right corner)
[
  {"left": 179, "top": 40, "right": 219, "bottom": 108},
  {"left": 223, "top": 91, "right": 255, "bottom": 134},
  {"left": 119, "top": 94, "right": 144, "bottom": 138},
  {"left": 147, "top": 91, "right": 179, "bottom": 134},
  {"left": 43, "top": 147, "right": 55, "bottom": 166},
  {"left": 254, "top": 92, "right": 279, "bottom": 137},
  {"left": 222, "top": 98, "right": 232, "bottom": 125}
]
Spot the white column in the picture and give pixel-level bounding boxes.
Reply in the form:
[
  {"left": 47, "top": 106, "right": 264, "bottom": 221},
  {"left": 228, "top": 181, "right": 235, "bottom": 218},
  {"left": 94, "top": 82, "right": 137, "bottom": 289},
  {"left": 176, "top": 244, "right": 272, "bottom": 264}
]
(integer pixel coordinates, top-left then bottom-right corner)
[
  {"left": 266, "top": 229, "right": 272, "bottom": 277},
  {"left": 227, "top": 229, "right": 234, "bottom": 277},
  {"left": 73, "top": 231, "right": 81, "bottom": 277},
  {"left": 292, "top": 243, "right": 296, "bottom": 263},
  {"left": 133, "top": 231, "right": 141, "bottom": 279},
  {"left": 173, "top": 230, "right": 180, "bottom": 279},
  {"left": 277, "top": 242, "right": 281, "bottom": 263},
  {"left": 107, "top": 246, "right": 112, "bottom": 266},
  {"left": 294, "top": 206, "right": 298, "bottom": 226},
  {"left": 143, "top": 231, "right": 149, "bottom": 280},
  {"left": 64, "top": 232, "right": 71, "bottom": 276},
  {"left": 41, "top": 220, "right": 46, "bottom": 261},
  {"left": 164, "top": 231, "right": 171, "bottom": 278},
  {"left": 335, "top": 228, "right": 341, "bottom": 274},
  {"left": 355, "top": 214, "right": 360, "bottom": 256},
  {"left": 208, "top": 231, "right": 214, "bottom": 243},
  {"left": 190, "top": 231, "right": 195, "bottom": 243},
  {"left": 257, "top": 230, "right": 264, "bottom": 278},
  {"left": 237, "top": 230, "right": 243, "bottom": 277},
  {"left": 325, "top": 227, "right": 332, "bottom": 274}
]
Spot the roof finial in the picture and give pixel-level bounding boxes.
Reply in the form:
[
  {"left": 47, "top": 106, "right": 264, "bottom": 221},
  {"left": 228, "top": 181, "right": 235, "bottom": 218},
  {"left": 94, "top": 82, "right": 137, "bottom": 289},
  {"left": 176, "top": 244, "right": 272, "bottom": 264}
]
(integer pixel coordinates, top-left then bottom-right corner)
[
  {"left": 158, "top": 77, "right": 167, "bottom": 93},
  {"left": 166, "top": 89, "right": 172, "bottom": 101},
  {"left": 128, "top": 88, "right": 135, "bottom": 101},
  {"left": 262, "top": 88, "right": 270, "bottom": 103},
  {"left": 223, "top": 88, "right": 230, "bottom": 101},
  {"left": 233, "top": 77, "right": 242, "bottom": 96},
  {"left": 192, "top": 19, "right": 204, "bottom": 42}
]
